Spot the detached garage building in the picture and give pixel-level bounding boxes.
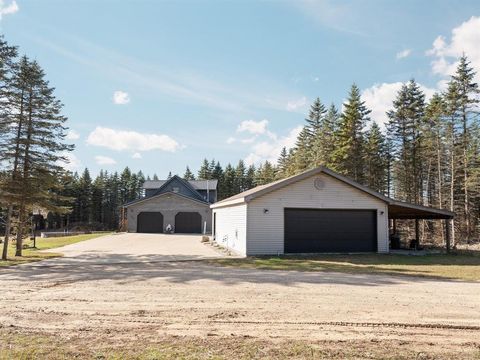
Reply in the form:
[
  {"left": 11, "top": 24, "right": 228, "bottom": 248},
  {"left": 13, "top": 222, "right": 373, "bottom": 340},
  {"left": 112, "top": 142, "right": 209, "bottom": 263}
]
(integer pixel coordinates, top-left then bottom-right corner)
[
  {"left": 211, "top": 166, "right": 453, "bottom": 256},
  {"left": 124, "top": 175, "right": 217, "bottom": 234}
]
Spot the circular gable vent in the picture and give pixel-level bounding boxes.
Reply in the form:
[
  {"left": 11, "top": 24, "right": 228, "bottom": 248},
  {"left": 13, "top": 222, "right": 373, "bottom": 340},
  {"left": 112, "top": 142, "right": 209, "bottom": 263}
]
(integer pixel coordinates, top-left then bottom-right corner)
[{"left": 314, "top": 177, "right": 325, "bottom": 190}]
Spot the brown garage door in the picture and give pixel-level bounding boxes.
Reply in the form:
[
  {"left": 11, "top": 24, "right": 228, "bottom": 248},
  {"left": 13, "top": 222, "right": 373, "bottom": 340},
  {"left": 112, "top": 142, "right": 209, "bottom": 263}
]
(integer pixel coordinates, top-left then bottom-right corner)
[
  {"left": 137, "top": 212, "right": 164, "bottom": 233},
  {"left": 284, "top": 208, "right": 377, "bottom": 253},
  {"left": 175, "top": 212, "right": 202, "bottom": 233}
]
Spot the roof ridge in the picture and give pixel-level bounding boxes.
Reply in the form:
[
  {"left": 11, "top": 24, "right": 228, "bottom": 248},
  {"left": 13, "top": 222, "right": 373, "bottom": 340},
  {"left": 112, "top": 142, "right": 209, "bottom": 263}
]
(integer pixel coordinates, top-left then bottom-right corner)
[{"left": 150, "top": 175, "right": 205, "bottom": 201}]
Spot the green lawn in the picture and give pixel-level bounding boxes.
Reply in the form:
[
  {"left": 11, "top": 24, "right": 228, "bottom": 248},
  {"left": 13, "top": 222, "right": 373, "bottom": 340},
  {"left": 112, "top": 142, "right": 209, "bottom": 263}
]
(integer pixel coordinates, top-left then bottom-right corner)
[
  {"left": 208, "top": 252, "right": 480, "bottom": 281},
  {"left": 0, "top": 233, "right": 112, "bottom": 267}
]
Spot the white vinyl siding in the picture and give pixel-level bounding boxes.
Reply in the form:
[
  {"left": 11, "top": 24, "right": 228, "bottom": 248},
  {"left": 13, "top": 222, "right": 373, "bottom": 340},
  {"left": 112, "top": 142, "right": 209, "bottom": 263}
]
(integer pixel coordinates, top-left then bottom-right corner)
[
  {"left": 213, "top": 204, "right": 247, "bottom": 256},
  {"left": 246, "top": 173, "right": 389, "bottom": 255}
]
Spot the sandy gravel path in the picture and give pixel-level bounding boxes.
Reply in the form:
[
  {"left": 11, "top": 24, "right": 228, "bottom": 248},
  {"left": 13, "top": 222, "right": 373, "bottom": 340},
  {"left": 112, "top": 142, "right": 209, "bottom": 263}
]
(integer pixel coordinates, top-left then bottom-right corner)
[
  {"left": 0, "top": 258, "right": 479, "bottom": 346},
  {"left": 36, "top": 233, "right": 227, "bottom": 265}
]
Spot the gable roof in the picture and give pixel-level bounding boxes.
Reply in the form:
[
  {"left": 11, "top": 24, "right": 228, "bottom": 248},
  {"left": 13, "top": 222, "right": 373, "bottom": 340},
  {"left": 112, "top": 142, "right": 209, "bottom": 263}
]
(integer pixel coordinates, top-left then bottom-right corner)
[
  {"left": 123, "top": 189, "right": 210, "bottom": 208},
  {"left": 210, "top": 166, "right": 454, "bottom": 219},
  {"left": 150, "top": 175, "right": 205, "bottom": 201},
  {"left": 143, "top": 179, "right": 218, "bottom": 190},
  {"left": 211, "top": 166, "right": 389, "bottom": 208}
]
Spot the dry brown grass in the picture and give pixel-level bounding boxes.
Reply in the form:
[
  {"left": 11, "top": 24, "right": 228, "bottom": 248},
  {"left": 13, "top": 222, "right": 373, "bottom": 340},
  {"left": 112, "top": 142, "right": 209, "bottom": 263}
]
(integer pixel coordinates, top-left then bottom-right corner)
[
  {"left": 208, "top": 252, "right": 480, "bottom": 281},
  {"left": 1, "top": 329, "right": 479, "bottom": 360}
]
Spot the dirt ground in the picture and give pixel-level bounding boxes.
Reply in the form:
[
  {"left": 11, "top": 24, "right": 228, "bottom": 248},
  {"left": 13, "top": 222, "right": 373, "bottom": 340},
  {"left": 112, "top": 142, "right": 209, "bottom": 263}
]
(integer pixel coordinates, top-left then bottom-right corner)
[{"left": 1, "top": 258, "right": 479, "bottom": 358}]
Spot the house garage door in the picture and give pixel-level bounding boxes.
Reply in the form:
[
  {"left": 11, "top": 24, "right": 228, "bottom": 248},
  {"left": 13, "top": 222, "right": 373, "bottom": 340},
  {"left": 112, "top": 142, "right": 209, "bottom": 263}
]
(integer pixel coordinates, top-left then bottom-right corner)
[
  {"left": 137, "top": 212, "right": 164, "bottom": 233},
  {"left": 175, "top": 212, "right": 202, "bottom": 233},
  {"left": 284, "top": 209, "right": 377, "bottom": 253}
]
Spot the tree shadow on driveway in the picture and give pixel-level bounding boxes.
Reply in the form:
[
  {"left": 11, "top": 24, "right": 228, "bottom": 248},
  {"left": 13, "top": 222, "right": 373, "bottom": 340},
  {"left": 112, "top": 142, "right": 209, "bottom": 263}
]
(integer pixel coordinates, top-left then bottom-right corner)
[{"left": 0, "top": 252, "right": 477, "bottom": 287}]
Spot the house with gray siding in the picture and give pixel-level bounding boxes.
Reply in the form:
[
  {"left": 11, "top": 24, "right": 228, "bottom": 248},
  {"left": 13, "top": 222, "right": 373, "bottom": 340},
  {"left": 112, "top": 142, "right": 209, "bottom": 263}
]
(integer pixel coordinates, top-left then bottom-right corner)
[
  {"left": 211, "top": 166, "right": 454, "bottom": 256},
  {"left": 124, "top": 175, "right": 217, "bottom": 234}
]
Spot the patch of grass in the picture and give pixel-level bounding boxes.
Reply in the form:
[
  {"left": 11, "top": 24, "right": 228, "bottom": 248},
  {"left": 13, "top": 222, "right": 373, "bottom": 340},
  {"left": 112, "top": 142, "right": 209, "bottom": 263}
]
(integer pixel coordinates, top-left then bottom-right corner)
[
  {"left": 208, "top": 252, "right": 480, "bottom": 281},
  {"left": 0, "top": 233, "right": 112, "bottom": 267},
  {"left": 0, "top": 330, "right": 478, "bottom": 360}
]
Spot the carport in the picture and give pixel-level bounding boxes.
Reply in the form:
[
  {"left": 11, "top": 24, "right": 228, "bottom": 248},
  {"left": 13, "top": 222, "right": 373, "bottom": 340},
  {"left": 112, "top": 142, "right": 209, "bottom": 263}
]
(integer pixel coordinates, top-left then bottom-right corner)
[{"left": 388, "top": 200, "right": 455, "bottom": 252}]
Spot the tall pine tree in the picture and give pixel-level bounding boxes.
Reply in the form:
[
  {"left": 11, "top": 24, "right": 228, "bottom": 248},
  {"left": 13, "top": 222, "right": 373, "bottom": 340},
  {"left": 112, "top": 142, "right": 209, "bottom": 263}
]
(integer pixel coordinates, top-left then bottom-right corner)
[{"left": 333, "top": 84, "right": 371, "bottom": 182}]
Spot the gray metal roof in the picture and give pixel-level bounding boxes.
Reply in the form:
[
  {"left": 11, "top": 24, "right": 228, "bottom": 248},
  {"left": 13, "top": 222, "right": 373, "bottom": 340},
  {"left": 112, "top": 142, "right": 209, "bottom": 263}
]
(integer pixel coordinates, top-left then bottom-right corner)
[
  {"left": 143, "top": 179, "right": 218, "bottom": 190},
  {"left": 143, "top": 180, "right": 167, "bottom": 189}
]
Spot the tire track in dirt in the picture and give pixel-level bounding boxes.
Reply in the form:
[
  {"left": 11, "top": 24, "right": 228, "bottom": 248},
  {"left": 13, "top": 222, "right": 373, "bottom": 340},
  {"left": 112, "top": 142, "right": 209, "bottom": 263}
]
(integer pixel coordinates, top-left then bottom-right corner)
[{"left": 189, "top": 319, "right": 480, "bottom": 331}]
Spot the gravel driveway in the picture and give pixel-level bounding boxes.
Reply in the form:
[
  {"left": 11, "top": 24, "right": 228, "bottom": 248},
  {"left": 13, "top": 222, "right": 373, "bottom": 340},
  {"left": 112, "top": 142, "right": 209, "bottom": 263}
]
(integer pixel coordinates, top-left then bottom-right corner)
[
  {"left": 36, "top": 233, "right": 227, "bottom": 265},
  {"left": 0, "top": 234, "right": 478, "bottom": 351}
]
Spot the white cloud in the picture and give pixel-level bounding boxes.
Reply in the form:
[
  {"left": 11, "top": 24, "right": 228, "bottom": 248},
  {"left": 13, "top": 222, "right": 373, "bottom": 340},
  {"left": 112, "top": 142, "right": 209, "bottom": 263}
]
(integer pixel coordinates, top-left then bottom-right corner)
[
  {"left": 95, "top": 155, "right": 117, "bottom": 165},
  {"left": 87, "top": 126, "right": 180, "bottom": 152},
  {"left": 362, "top": 82, "right": 435, "bottom": 130},
  {"left": 286, "top": 96, "right": 307, "bottom": 111},
  {"left": 241, "top": 137, "right": 257, "bottom": 144},
  {"left": 228, "top": 118, "right": 301, "bottom": 165},
  {"left": 244, "top": 126, "right": 303, "bottom": 166},
  {"left": 237, "top": 119, "right": 269, "bottom": 135},
  {"left": 59, "top": 152, "right": 82, "bottom": 172},
  {"left": 244, "top": 153, "right": 262, "bottom": 166},
  {"left": 113, "top": 90, "right": 130, "bottom": 105},
  {"left": 427, "top": 16, "right": 480, "bottom": 82},
  {"left": 66, "top": 129, "right": 80, "bottom": 140},
  {"left": 396, "top": 49, "right": 412, "bottom": 59},
  {"left": 0, "top": 0, "right": 18, "bottom": 19},
  {"left": 132, "top": 152, "right": 142, "bottom": 159},
  {"left": 226, "top": 135, "right": 258, "bottom": 145}
]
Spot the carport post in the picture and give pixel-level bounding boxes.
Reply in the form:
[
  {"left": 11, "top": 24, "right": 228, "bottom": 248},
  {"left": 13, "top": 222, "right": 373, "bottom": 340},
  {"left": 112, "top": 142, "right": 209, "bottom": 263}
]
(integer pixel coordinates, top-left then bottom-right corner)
[
  {"left": 415, "top": 219, "right": 420, "bottom": 248},
  {"left": 445, "top": 219, "right": 451, "bottom": 253}
]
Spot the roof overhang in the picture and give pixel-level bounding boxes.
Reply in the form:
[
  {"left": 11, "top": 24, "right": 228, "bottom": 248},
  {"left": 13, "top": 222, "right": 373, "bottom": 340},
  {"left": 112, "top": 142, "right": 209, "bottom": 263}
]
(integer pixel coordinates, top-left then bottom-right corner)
[
  {"left": 388, "top": 201, "right": 454, "bottom": 219},
  {"left": 210, "top": 197, "right": 245, "bottom": 209}
]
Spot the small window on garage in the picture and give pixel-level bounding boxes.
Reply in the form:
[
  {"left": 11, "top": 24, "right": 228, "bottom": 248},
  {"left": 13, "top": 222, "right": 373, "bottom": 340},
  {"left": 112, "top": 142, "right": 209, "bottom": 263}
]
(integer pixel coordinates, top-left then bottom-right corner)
[{"left": 173, "top": 187, "right": 179, "bottom": 193}]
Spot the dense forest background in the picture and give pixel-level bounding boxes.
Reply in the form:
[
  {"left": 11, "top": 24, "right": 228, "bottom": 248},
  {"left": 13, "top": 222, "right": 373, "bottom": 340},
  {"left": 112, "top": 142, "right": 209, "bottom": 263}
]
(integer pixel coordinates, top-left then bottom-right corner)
[{"left": 1, "top": 33, "right": 479, "bottom": 252}]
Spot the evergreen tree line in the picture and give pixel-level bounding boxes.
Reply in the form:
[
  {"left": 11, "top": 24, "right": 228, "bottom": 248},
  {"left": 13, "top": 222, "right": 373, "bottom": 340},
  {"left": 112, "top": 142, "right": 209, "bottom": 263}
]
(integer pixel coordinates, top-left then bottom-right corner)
[
  {"left": 48, "top": 167, "right": 147, "bottom": 231},
  {"left": 183, "top": 158, "right": 277, "bottom": 199},
  {"left": 267, "top": 56, "right": 480, "bottom": 245},
  {"left": 0, "top": 37, "right": 73, "bottom": 258}
]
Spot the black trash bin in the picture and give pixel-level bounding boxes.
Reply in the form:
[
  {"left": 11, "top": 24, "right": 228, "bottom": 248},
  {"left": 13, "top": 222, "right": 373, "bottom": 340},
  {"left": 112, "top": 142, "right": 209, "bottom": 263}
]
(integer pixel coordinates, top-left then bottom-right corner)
[
  {"left": 390, "top": 234, "right": 400, "bottom": 249},
  {"left": 409, "top": 239, "right": 419, "bottom": 250}
]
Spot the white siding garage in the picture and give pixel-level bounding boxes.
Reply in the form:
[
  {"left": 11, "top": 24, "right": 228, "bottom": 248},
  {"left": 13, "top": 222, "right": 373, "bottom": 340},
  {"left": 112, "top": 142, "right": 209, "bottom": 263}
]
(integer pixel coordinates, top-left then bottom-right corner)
[
  {"left": 211, "top": 166, "right": 453, "bottom": 256},
  {"left": 212, "top": 204, "right": 247, "bottom": 255},
  {"left": 246, "top": 173, "right": 389, "bottom": 255},
  {"left": 211, "top": 167, "right": 389, "bottom": 255}
]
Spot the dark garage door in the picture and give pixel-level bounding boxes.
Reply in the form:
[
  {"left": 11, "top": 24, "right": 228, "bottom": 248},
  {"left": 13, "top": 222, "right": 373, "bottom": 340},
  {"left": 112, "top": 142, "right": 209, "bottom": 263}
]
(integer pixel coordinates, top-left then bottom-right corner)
[
  {"left": 175, "top": 212, "right": 202, "bottom": 233},
  {"left": 284, "top": 209, "right": 377, "bottom": 253},
  {"left": 137, "top": 212, "right": 164, "bottom": 233}
]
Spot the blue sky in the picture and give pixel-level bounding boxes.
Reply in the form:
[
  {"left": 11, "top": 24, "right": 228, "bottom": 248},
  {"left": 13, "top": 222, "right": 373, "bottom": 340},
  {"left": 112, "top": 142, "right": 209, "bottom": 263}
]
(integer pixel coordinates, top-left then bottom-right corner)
[{"left": 2, "top": 0, "right": 480, "bottom": 178}]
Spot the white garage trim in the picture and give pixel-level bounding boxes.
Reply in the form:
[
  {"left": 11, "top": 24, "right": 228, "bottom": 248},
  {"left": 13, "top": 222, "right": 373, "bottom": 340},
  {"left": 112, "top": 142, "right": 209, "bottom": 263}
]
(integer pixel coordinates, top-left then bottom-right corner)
[{"left": 212, "top": 204, "right": 247, "bottom": 256}]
